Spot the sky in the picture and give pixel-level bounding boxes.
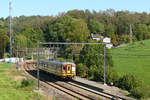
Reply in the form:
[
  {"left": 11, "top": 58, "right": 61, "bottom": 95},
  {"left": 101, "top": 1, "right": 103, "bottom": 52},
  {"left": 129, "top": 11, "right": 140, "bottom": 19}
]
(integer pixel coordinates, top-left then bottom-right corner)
[{"left": 0, "top": 0, "right": 150, "bottom": 18}]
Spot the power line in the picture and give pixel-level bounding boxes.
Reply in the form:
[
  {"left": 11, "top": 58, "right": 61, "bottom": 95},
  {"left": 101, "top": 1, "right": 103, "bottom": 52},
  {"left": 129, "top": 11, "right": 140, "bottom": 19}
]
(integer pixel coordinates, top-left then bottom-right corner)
[{"left": 38, "top": 42, "right": 109, "bottom": 45}]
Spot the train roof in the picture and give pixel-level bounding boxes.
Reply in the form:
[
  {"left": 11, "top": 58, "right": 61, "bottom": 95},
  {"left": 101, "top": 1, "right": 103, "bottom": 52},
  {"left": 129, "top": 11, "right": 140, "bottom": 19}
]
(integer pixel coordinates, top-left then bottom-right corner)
[{"left": 39, "top": 59, "right": 75, "bottom": 65}]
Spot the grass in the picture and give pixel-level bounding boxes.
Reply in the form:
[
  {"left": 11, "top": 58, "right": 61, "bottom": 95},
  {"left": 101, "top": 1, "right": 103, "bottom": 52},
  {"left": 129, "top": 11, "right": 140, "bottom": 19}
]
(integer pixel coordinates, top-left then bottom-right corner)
[
  {"left": 111, "top": 39, "right": 150, "bottom": 85},
  {"left": 0, "top": 63, "right": 44, "bottom": 100}
]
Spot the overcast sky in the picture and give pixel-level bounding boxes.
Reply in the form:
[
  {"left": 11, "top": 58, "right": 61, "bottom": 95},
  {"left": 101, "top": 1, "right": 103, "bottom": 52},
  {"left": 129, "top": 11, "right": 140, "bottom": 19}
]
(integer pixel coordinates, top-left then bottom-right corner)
[{"left": 0, "top": 0, "right": 150, "bottom": 18}]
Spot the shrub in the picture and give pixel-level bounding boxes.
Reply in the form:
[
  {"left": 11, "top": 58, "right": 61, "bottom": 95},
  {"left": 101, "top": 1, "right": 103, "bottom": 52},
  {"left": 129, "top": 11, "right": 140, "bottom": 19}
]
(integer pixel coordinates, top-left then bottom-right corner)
[
  {"left": 117, "top": 74, "right": 142, "bottom": 92},
  {"left": 76, "top": 63, "right": 86, "bottom": 77},
  {"left": 88, "top": 65, "right": 99, "bottom": 80},
  {"left": 93, "top": 66, "right": 103, "bottom": 81},
  {"left": 130, "top": 86, "right": 150, "bottom": 99},
  {"left": 89, "top": 65, "right": 118, "bottom": 85},
  {"left": 106, "top": 68, "right": 119, "bottom": 85},
  {"left": 21, "top": 79, "right": 34, "bottom": 88}
]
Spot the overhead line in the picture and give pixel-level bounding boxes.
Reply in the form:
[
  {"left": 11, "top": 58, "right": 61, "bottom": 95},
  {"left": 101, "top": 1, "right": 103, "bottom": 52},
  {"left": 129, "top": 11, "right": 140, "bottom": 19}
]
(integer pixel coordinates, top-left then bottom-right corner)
[{"left": 38, "top": 42, "right": 110, "bottom": 45}]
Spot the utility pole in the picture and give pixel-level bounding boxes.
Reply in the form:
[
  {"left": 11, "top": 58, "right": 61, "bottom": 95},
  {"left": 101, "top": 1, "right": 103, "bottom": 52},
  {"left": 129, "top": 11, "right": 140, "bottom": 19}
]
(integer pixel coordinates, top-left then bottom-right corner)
[
  {"left": 104, "top": 43, "right": 106, "bottom": 85},
  {"left": 9, "top": 1, "right": 13, "bottom": 57},
  {"left": 16, "top": 47, "right": 18, "bottom": 70},
  {"left": 37, "top": 43, "right": 40, "bottom": 90},
  {"left": 130, "top": 24, "right": 133, "bottom": 44}
]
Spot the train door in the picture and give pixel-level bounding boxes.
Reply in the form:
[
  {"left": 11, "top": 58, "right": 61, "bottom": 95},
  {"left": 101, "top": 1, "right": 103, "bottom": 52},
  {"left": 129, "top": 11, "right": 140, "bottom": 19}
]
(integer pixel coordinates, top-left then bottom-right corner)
[{"left": 66, "top": 64, "right": 72, "bottom": 74}]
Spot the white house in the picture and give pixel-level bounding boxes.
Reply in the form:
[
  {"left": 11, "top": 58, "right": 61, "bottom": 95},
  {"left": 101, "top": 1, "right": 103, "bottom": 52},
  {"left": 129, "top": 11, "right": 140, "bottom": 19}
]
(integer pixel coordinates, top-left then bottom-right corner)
[
  {"left": 103, "top": 37, "right": 111, "bottom": 43},
  {"left": 91, "top": 34, "right": 113, "bottom": 49},
  {"left": 103, "top": 37, "right": 113, "bottom": 49},
  {"left": 91, "top": 34, "right": 104, "bottom": 41}
]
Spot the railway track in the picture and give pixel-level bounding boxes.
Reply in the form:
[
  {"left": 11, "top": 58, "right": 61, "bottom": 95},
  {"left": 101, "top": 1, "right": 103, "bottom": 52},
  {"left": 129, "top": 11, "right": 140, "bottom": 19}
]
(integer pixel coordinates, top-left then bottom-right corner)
[
  {"left": 23, "top": 61, "right": 132, "bottom": 100},
  {"left": 24, "top": 62, "right": 92, "bottom": 100}
]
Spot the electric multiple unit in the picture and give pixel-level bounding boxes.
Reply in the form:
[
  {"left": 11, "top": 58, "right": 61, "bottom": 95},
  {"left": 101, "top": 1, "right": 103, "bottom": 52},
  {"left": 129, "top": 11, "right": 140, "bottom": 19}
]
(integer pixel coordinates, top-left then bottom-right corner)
[{"left": 39, "top": 59, "right": 76, "bottom": 79}]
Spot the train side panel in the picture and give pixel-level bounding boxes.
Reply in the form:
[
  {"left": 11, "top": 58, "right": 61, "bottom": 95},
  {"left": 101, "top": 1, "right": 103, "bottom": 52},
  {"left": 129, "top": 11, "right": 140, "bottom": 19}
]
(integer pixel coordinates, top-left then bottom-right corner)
[
  {"left": 39, "top": 59, "right": 76, "bottom": 79},
  {"left": 40, "top": 61, "right": 62, "bottom": 77}
]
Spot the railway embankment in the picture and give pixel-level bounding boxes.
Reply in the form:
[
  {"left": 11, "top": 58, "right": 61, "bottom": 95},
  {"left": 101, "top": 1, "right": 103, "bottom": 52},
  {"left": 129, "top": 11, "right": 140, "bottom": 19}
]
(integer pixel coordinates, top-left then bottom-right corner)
[
  {"left": 0, "top": 63, "right": 45, "bottom": 100},
  {"left": 74, "top": 76, "right": 135, "bottom": 100}
]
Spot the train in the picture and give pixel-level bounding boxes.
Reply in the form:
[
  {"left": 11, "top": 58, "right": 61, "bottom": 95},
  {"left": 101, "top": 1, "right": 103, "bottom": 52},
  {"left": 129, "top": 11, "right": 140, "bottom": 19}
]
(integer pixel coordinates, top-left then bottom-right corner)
[{"left": 39, "top": 59, "right": 76, "bottom": 79}]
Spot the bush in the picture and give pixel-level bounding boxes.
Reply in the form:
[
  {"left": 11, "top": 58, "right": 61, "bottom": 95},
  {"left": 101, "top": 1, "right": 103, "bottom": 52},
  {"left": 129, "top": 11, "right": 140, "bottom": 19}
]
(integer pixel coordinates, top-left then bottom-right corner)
[
  {"left": 106, "top": 68, "right": 119, "bottom": 85},
  {"left": 21, "top": 79, "right": 34, "bottom": 88},
  {"left": 117, "top": 74, "right": 142, "bottom": 92},
  {"left": 88, "top": 65, "right": 100, "bottom": 80},
  {"left": 76, "top": 63, "right": 86, "bottom": 77},
  {"left": 130, "top": 86, "right": 150, "bottom": 99},
  {"left": 93, "top": 66, "right": 103, "bottom": 81},
  {"left": 89, "top": 65, "right": 118, "bottom": 85}
]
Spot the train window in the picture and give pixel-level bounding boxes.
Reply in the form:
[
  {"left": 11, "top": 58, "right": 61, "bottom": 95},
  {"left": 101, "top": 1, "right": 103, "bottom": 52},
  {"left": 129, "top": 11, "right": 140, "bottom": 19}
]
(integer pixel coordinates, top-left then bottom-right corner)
[
  {"left": 63, "top": 66, "right": 66, "bottom": 70},
  {"left": 68, "top": 66, "right": 71, "bottom": 71}
]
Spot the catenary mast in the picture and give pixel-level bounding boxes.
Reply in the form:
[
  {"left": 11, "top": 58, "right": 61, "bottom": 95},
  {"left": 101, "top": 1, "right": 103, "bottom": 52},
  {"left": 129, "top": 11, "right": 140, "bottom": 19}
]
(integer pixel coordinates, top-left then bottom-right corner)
[{"left": 9, "top": 1, "right": 13, "bottom": 57}]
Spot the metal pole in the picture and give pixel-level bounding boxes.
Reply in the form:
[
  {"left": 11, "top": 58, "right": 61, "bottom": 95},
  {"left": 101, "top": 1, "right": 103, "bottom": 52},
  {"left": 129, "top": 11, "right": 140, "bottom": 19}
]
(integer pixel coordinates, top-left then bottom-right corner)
[
  {"left": 72, "top": 50, "right": 73, "bottom": 62},
  {"left": 130, "top": 24, "right": 133, "bottom": 44},
  {"left": 16, "top": 47, "right": 18, "bottom": 70},
  {"left": 104, "top": 43, "right": 106, "bottom": 85},
  {"left": 9, "top": 1, "right": 13, "bottom": 57},
  {"left": 32, "top": 49, "right": 33, "bottom": 60},
  {"left": 37, "top": 42, "right": 40, "bottom": 90}
]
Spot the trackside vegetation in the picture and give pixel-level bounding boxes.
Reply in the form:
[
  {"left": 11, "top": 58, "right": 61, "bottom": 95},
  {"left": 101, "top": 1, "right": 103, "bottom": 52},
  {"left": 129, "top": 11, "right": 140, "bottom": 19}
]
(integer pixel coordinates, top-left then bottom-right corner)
[
  {"left": 111, "top": 39, "right": 150, "bottom": 99},
  {"left": 0, "top": 63, "right": 44, "bottom": 100}
]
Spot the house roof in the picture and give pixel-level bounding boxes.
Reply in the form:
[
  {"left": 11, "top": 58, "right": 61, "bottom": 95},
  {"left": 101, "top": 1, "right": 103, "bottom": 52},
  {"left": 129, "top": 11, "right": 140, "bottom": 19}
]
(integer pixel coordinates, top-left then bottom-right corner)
[{"left": 91, "top": 34, "right": 104, "bottom": 39}]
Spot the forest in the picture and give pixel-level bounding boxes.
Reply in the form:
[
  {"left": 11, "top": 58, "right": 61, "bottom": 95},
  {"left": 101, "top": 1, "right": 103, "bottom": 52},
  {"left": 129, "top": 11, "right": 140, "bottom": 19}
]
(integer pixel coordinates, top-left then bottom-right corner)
[{"left": 1, "top": 9, "right": 150, "bottom": 58}]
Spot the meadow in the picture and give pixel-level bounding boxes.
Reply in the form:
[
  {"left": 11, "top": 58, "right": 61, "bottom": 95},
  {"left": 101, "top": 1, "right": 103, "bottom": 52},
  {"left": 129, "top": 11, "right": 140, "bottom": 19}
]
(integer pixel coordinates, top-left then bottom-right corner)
[
  {"left": 111, "top": 39, "right": 150, "bottom": 85},
  {"left": 0, "top": 63, "right": 43, "bottom": 100}
]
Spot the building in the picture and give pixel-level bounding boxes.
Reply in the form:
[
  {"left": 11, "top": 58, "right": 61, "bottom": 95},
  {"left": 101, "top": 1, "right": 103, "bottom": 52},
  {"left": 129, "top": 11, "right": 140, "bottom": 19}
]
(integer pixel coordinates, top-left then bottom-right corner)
[
  {"left": 91, "top": 34, "right": 113, "bottom": 48},
  {"left": 91, "top": 34, "right": 104, "bottom": 41}
]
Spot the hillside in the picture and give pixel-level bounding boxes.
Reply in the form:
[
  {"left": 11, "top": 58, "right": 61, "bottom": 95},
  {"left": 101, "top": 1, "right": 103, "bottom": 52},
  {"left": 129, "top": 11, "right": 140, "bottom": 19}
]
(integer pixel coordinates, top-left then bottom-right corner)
[
  {"left": 111, "top": 39, "right": 150, "bottom": 85},
  {"left": 0, "top": 63, "right": 44, "bottom": 100}
]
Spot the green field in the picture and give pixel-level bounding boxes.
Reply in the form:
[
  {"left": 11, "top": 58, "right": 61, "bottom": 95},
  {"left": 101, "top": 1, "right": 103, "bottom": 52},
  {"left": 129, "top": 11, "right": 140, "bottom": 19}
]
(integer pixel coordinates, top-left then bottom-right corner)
[
  {"left": 0, "top": 63, "right": 43, "bottom": 100},
  {"left": 111, "top": 39, "right": 150, "bottom": 85}
]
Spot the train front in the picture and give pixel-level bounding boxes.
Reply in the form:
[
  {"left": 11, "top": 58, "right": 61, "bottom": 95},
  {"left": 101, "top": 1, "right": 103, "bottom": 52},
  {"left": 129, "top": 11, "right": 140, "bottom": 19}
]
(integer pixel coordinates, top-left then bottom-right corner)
[{"left": 62, "top": 62, "right": 76, "bottom": 79}]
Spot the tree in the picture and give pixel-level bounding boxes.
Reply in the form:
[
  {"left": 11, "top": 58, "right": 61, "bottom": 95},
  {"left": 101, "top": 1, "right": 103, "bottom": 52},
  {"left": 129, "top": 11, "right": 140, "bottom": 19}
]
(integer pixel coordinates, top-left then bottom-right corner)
[
  {"left": 76, "top": 63, "right": 87, "bottom": 77},
  {"left": 0, "top": 34, "right": 9, "bottom": 58},
  {"left": 135, "top": 24, "right": 148, "bottom": 40},
  {"left": 67, "top": 19, "right": 90, "bottom": 42},
  {"left": 80, "top": 39, "right": 113, "bottom": 68},
  {"left": 45, "top": 15, "right": 90, "bottom": 42},
  {"left": 105, "top": 23, "right": 115, "bottom": 37},
  {"left": 14, "top": 34, "right": 28, "bottom": 48},
  {"left": 111, "top": 33, "right": 118, "bottom": 45},
  {"left": 22, "top": 27, "right": 45, "bottom": 47},
  {"left": 66, "top": 10, "right": 85, "bottom": 19},
  {"left": 88, "top": 19, "right": 104, "bottom": 35}
]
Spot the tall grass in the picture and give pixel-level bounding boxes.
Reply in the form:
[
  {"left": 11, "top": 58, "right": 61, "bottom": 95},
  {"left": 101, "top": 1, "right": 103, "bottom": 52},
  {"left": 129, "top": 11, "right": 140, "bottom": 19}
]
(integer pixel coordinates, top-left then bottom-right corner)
[{"left": 0, "top": 63, "right": 43, "bottom": 100}]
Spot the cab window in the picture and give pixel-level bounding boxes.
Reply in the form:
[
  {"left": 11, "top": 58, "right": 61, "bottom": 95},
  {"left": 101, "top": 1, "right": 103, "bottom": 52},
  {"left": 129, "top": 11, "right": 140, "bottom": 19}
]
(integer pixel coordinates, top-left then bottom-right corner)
[
  {"left": 68, "top": 66, "right": 71, "bottom": 71},
  {"left": 63, "top": 66, "right": 66, "bottom": 70}
]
